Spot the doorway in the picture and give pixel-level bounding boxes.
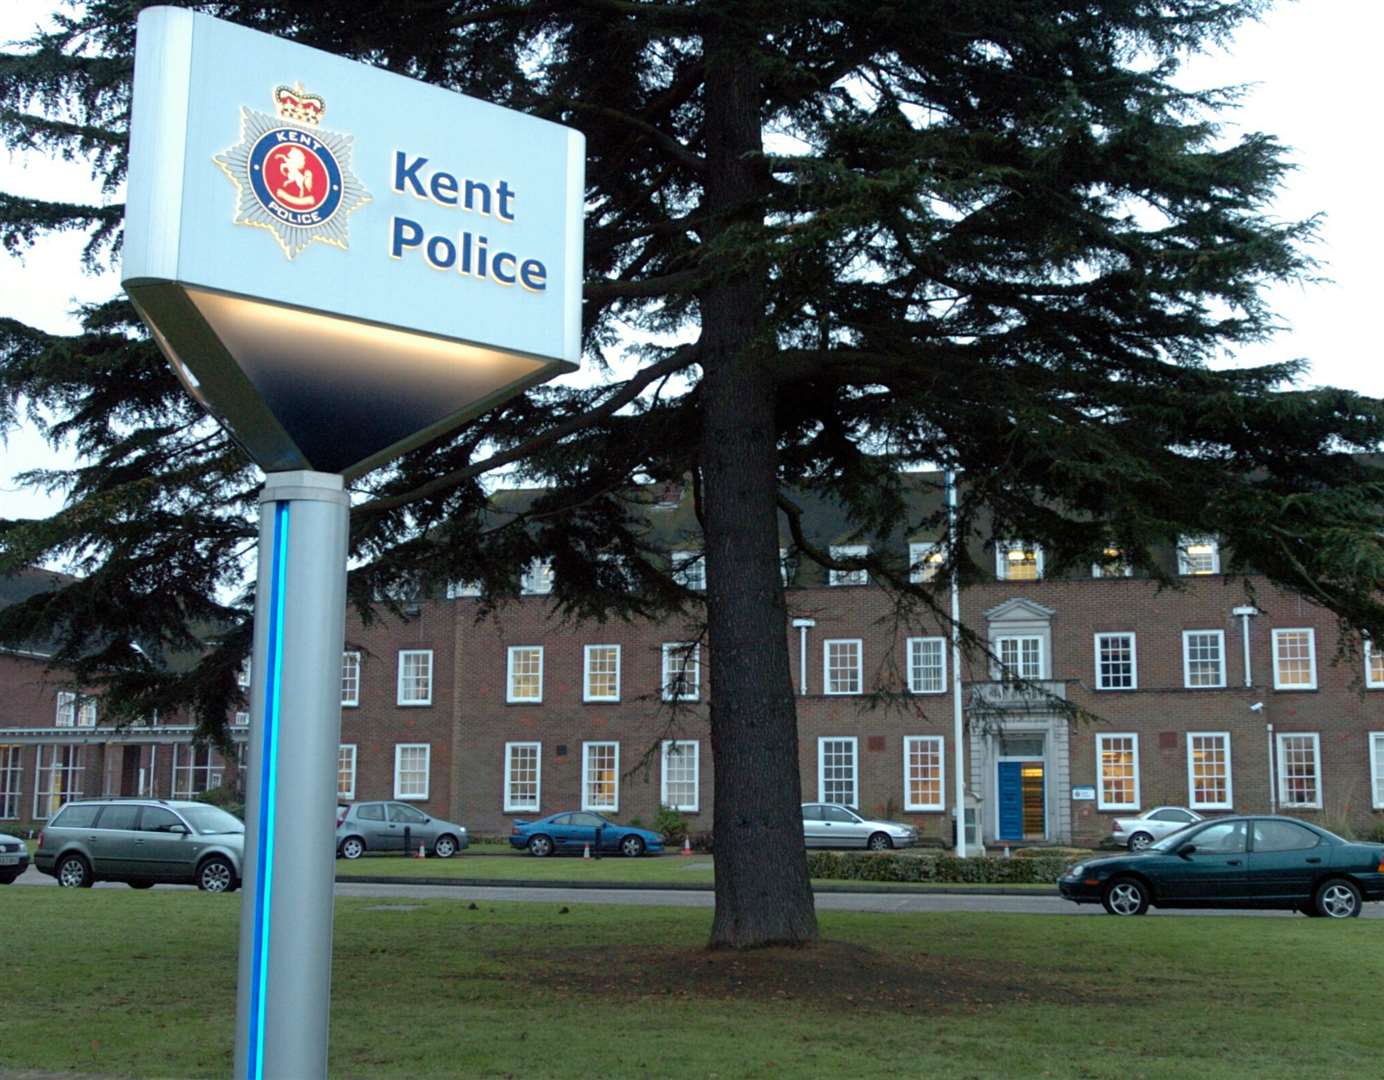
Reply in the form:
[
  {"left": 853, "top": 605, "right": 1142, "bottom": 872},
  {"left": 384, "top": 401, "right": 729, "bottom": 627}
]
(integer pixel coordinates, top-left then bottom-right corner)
[{"left": 996, "top": 757, "right": 1046, "bottom": 841}]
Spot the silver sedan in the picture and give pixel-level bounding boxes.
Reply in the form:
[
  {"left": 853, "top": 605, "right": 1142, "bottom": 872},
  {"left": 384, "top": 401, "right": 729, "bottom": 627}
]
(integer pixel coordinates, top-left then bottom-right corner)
[
  {"left": 801, "top": 803, "right": 919, "bottom": 850},
  {"left": 1110, "top": 806, "right": 1203, "bottom": 851},
  {"left": 336, "top": 801, "right": 469, "bottom": 859}
]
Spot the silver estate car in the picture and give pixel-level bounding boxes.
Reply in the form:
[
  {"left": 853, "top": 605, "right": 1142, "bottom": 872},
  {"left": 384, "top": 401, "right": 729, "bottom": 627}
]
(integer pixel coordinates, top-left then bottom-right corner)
[
  {"left": 34, "top": 799, "right": 244, "bottom": 891},
  {"left": 802, "top": 803, "right": 919, "bottom": 850},
  {"left": 336, "top": 801, "right": 469, "bottom": 859}
]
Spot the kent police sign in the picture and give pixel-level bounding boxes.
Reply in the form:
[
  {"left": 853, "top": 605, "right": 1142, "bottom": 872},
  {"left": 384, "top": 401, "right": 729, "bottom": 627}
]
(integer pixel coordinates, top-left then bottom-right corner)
[{"left": 123, "top": 7, "right": 584, "bottom": 478}]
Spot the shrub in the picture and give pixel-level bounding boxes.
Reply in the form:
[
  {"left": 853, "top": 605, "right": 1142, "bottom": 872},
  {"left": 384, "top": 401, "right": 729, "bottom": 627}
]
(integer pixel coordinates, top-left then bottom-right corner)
[
  {"left": 196, "top": 784, "right": 245, "bottom": 822},
  {"left": 653, "top": 805, "right": 689, "bottom": 844},
  {"left": 1360, "top": 820, "right": 1384, "bottom": 845},
  {"left": 806, "top": 849, "right": 1081, "bottom": 885},
  {"left": 687, "top": 829, "right": 714, "bottom": 853}
]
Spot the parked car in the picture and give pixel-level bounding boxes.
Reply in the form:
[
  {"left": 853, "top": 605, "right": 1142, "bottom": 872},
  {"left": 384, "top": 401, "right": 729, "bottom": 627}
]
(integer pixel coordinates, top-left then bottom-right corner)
[
  {"left": 0, "top": 830, "right": 30, "bottom": 883},
  {"left": 336, "top": 801, "right": 468, "bottom": 859},
  {"left": 33, "top": 799, "right": 244, "bottom": 891},
  {"left": 509, "top": 811, "right": 663, "bottom": 857},
  {"left": 1059, "top": 815, "right": 1384, "bottom": 918},
  {"left": 1109, "top": 806, "right": 1204, "bottom": 851},
  {"left": 802, "top": 803, "right": 919, "bottom": 850}
]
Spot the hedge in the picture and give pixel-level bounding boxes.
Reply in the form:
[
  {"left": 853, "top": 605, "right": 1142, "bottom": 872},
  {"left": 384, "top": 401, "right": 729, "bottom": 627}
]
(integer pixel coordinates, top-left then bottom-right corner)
[{"left": 806, "top": 849, "right": 1080, "bottom": 885}]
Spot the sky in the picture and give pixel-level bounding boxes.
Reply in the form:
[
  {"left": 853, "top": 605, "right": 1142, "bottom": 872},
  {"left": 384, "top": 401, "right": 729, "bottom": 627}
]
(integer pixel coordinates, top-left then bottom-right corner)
[{"left": 1, "top": 0, "right": 1382, "bottom": 522}]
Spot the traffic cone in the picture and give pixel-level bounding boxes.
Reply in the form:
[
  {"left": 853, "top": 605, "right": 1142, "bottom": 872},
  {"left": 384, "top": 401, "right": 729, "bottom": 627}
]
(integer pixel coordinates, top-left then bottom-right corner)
[
  {"left": 582, "top": 842, "right": 591, "bottom": 859},
  {"left": 416, "top": 843, "right": 426, "bottom": 859},
  {"left": 681, "top": 836, "right": 692, "bottom": 856}
]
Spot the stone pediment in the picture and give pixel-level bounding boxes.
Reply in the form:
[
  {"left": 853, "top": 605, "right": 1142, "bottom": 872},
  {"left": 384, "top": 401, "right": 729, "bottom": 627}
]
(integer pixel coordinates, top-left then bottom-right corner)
[{"left": 983, "top": 597, "right": 1056, "bottom": 623}]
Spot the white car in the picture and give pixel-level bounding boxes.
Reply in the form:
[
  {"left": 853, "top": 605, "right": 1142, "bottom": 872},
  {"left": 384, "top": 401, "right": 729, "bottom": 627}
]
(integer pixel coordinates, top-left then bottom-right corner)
[
  {"left": 1110, "top": 806, "right": 1203, "bottom": 851},
  {"left": 801, "top": 803, "right": 918, "bottom": 850}
]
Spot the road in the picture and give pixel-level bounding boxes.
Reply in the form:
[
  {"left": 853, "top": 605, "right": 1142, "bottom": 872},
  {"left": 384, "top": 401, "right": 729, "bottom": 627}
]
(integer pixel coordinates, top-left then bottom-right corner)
[{"left": 10, "top": 864, "right": 1380, "bottom": 916}]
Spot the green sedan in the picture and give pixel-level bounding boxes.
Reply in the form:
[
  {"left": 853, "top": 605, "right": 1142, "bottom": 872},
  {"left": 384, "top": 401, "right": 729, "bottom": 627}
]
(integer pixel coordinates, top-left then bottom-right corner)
[{"left": 1059, "top": 815, "right": 1384, "bottom": 918}]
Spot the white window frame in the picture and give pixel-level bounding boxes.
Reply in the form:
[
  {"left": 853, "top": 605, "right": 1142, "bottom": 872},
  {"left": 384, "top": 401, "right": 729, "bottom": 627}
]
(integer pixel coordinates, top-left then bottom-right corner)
[
  {"left": 504, "top": 742, "right": 542, "bottom": 813},
  {"left": 1271, "top": 628, "right": 1317, "bottom": 691},
  {"left": 446, "top": 580, "right": 482, "bottom": 598},
  {"left": 995, "top": 540, "right": 1043, "bottom": 581},
  {"left": 55, "top": 691, "right": 76, "bottom": 728},
  {"left": 582, "top": 644, "right": 622, "bottom": 703},
  {"left": 77, "top": 698, "right": 96, "bottom": 727},
  {"left": 1367, "top": 641, "right": 1384, "bottom": 689},
  {"left": 581, "top": 741, "right": 620, "bottom": 812},
  {"left": 661, "top": 740, "right": 700, "bottom": 812},
  {"left": 1091, "top": 546, "right": 1133, "bottom": 578},
  {"left": 823, "top": 639, "right": 863, "bottom": 696},
  {"left": 779, "top": 547, "right": 793, "bottom": 587},
  {"left": 1181, "top": 630, "right": 1226, "bottom": 689},
  {"left": 1276, "top": 732, "right": 1322, "bottom": 810},
  {"left": 1094, "top": 632, "right": 1138, "bottom": 691},
  {"left": 671, "top": 550, "right": 706, "bottom": 591},
  {"left": 1186, "top": 731, "right": 1233, "bottom": 810},
  {"left": 1096, "top": 733, "right": 1141, "bottom": 811},
  {"left": 1370, "top": 732, "right": 1384, "bottom": 810},
  {"left": 995, "top": 635, "right": 1045, "bottom": 681},
  {"left": 1177, "top": 535, "right": 1220, "bottom": 576},
  {"left": 520, "top": 558, "right": 554, "bottom": 595},
  {"left": 908, "top": 542, "right": 943, "bottom": 584},
  {"left": 0, "top": 744, "right": 23, "bottom": 820},
  {"left": 817, "top": 736, "right": 859, "bottom": 808},
  {"left": 237, "top": 659, "right": 252, "bottom": 689},
  {"left": 33, "top": 744, "right": 83, "bottom": 820},
  {"left": 906, "top": 636, "right": 946, "bottom": 694},
  {"left": 337, "top": 744, "right": 357, "bottom": 801},
  {"left": 828, "top": 544, "right": 869, "bottom": 587},
  {"left": 661, "top": 643, "right": 701, "bottom": 702},
  {"left": 341, "top": 651, "right": 361, "bottom": 707},
  {"left": 396, "top": 649, "right": 434, "bottom": 706},
  {"left": 393, "top": 743, "right": 431, "bottom": 800},
  {"left": 903, "top": 735, "right": 945, "bottom": 812},
  {"left": 506, "top": 645, "right": 544, "bottom": 704}
]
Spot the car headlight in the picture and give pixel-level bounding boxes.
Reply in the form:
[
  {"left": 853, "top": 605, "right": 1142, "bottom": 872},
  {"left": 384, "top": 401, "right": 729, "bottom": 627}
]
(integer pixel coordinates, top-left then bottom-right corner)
[{"left": 1069, "top": 864, "right": 1086, "bottom": 878}]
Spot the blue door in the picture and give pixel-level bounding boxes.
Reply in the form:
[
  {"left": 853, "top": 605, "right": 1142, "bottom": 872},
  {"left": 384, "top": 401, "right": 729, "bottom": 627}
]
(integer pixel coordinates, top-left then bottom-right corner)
[{"left": 997, "top": 761, "right": 1024, "bottom": 840}]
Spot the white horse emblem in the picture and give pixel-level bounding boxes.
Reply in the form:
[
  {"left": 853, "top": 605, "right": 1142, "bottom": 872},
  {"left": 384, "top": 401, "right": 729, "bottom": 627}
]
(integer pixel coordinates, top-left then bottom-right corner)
[{"left": 274, "top": 146, "right": 318, "bottom": 208}]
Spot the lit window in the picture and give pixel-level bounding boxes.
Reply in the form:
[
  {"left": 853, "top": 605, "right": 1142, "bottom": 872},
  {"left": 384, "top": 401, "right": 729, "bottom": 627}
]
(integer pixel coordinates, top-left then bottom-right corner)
[
  {"left": 55, "top": 692, "right": 76, "bottom": 728},
  {"left": 1177, "top": 536, "right": 1220, "bottom": 576},
  {"left": 1367, "top": 641, "right": 1384, "bottom": 689},
  {"left": 1091, "top": 546, "right": 1132, "bottom": 578},
  {"left": 394, "top": 743, "right": 430, "bottom": 800},
  {"left": 77, "top": 699, "right": 97, "bottom": 727},
  {"left": 828, "top": 544, "right": 869, "bottom": 587},
  {"left": 1370, "top": 732, "right": 1384, "bottom": 810},
  {"left": 1097, "top": 734, "right": 1140, "bottom": 810},
  {"left": 0, "top": 745, "right": 24, "bottom": 820},
  {"left": 33, "top": 745, "right": 83, "bottom": 819},
  {"left": 397, "top": 649, "right": 433, "bottom": 705},
  {"left": 661, "top": 740, "right": 699, "bottom": 812},
  {"left": 583, "top": 645, "right": 621, "bottom": 703},
  {"left": 1277, "top": 733, "right": 1321, "bottom": 808},
  {"left": 671, "top": 550, "right": 705, "bottom": 591},
  {"left": 906, "top": 637, "right": 946, "bottom": 694},
  {"left": 909, "top": 542, "right": 944, "bottom": 584},
  {"left": 1187, "top": 732, "right": 1232, "bottom": 809},
  {"left": 341, "top": 651, "right": 360, "bottom": 707},
  {"left": 234, "top": 711, "right": 250, "bottom": 727},
  {"left": 237, "top": 659, "right": 252, "bottom": 689},
  {"left": 824, "top": 639, "right": 863, "bottom": 695},
  {"left": 506, "top": 646, "right": 544, "bottom": 703},
  {"left": 995, "top": 635, "right": 1044, "bottom": 681},
  {"left": 520, "top": 558, "right": 554, "bottom": 595},
  {"left": 818, "top": 737, "right": 858, "bottom": 807},
  {"left": 1272, "top": 628, "right": 1317, "bottom": 690},
  {"left": 504, "top": 742, "right": 541, "bottom": 812},
  {"left": 903, "top": 735, "right": 944, "bottom": 811},
  {"left": 1182, "top": 631, "right": 1225, "bottom": 688},
  {"left": 582, "top": 741, "right": 619, "bottom": 812},
  {"left": 1095, "top": 633, "right": 1137, "bottom": 690},
  {"left": 446, "top": 580, "right": 482, "bottom": 598},
  {"left": 661, "top": 643, "right": 701, "bottom": 702},
  {"left": 337, "top": 745, "right": 357, "bottom": 800},
  {"left": 996, "top": 540, "right": 1043, "bottom": 581}
]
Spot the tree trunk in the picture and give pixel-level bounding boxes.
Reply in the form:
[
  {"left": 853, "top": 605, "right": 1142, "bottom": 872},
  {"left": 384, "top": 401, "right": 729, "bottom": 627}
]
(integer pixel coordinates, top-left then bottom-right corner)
[{"left": 699, "top": 26, "right": 819, "bottom": 950}]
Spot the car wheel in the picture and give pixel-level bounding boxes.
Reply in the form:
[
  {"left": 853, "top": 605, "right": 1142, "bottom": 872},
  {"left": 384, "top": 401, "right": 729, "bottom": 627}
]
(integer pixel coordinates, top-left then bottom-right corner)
[
  {"left": 619, "top": 835, "right": 645, "bottom": 858},
  {"left": 528, "top": 834, "right": 554, "bottom": 858},
  {"left": 867, "top": 832, "right": 893, "bottom": 852},
  {"left": 197, "top": 856, "right": 236, "bottom": 893},
  {"left": 56, "top": 853, "right": 93, "bottom": 888},
  {"left": 433, "top": 835, "right": 458, "bottom": 859},
  {"left": 339, "top": 836, "right": 365, "bottom": 860},
  {"left": 1101, "top": 876, "right": 1149, "bottom": 916},
  {"left": 1127, "top": 831, "right": 1154, "bottom": 852},
  {"left": 128, "top": 880, "right": 155, "bottom": 890},
  {"left": 1314, "top": 878, "right": 1362, "bottom": 919}
]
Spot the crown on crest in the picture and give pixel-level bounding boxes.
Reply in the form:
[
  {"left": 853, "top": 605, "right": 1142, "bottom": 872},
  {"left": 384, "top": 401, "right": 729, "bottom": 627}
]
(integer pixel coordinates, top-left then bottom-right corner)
[{"left": 273, "top": 83, "right": 326, "bottom": 126}]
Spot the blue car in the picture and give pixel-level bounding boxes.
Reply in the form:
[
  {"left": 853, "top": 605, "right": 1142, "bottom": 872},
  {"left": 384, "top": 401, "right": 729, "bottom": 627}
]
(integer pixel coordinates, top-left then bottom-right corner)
[{"left": 509, "top": 811, "right": 664, "bottom": 857}]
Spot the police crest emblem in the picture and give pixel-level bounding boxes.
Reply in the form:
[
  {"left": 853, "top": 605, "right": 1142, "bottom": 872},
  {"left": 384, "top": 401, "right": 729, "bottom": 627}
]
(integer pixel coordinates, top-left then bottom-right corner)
[{"left": 215, "top": 83, "right": 371, "bottom": 259}]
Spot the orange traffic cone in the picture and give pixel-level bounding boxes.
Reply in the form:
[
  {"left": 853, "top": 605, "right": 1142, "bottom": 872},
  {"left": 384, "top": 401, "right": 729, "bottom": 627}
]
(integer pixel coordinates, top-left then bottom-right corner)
[
  {"left": 681, "top": 836, "right": 692, "bottom": 856},
  {"left": 416, "top": 843, "right": 426, "bottom": 859},
  {"left": 582, "top": 842, "right": 591, "bottom": 859}
]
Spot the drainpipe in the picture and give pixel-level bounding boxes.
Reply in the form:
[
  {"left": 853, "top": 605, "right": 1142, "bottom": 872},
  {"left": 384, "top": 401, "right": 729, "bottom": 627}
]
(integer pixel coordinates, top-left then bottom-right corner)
[
  {"left": 948, "top": 468, "right": 967, "bottom": 858},
  {"left": 791, "top": 618, "right": 815, "bottom": 696},
  {"left": 1232, "top": 605, "right": 1257, "bottom": 687},
  {"left": 1266, "top": 721, "right": 1277, "bottom": 815}
]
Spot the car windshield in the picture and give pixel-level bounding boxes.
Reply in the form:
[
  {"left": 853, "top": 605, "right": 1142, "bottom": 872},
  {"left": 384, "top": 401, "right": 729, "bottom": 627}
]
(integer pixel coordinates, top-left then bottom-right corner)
[
  {"left": 1147, "top": 822, "right": 1202, "bottom": 852},
  {"left": 181, "top": 805, "right": 245, "bottom": 835}
]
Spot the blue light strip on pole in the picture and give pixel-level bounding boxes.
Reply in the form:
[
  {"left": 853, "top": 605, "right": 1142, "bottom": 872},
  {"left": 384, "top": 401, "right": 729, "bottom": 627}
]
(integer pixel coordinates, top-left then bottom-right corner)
[{"left": 248, "top": 501, "right": 289, "bottom": 1080}]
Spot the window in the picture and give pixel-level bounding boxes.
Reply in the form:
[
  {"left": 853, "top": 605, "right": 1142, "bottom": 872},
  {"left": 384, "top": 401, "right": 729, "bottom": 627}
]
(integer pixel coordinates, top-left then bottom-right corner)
[
  {"left": 55, "top": 691, "right": 76, "bottom": 728},
  {"left": 1177, "top": 535, "right": 1220, "bottom": 576},
  {"left": 172, "top": 744, "right": 218, "bottom": 798},
  {"left": 77, "top": 698, "right": 96, "bottom": 727},
  {"left": 341, "top": 651, "right": 360, "bottom": 707},
  {"left": 97, "top": 804, "right": 140, "bottom": 831},
  {"left": 1097, "top": 734, "right": 1140, "bottom": 810},
  {"left": 445, "top": 579, "right": 482, "bottom": 598},
  {"left": 521, "top": 558, "right": 554, "bottom": 595},
  {"left": 828, "top": 544, "right": 869, "bottom": 587},
  {"left": 582, "top": 645, "right": 621, "bottom": 703},
  {"left": 506, "top": 646, "right": 544, "bottom": 703},
  {"left": 238, "top": 659, "right": 252, "bottom": 689},
  {"left": 582, "top": 742, "right": 619, "bottom": 812},
  {"left": 394, "top": 743, "right": 430, "bottom": 800},
  {"left": 337, "top": 745, "right": 357, "bottom": 800},
  {"left": 1091, "top": 546, "right": 1132, "bottom": 578},
  {"left": 1371, "top": 733, "right": 1384, "bottom": 810},
  {"left": 906, "top": 637, "right": 946, "bottom": 694},
  {"left": 140, "top": 806, "right": 182, "bottom": 833},
  {"left": 1187, "top": 732, "right": 1233, "bottom": 809},
  {"left": 397, "top": 649, "right": 433, "bottom": 705},
  {"left": 661, "top": 740, "right": 699, "bottom": 812},
  {"left": 0, "top": 745, "right": 21, "bottom": 819},
  {"left": 234, "top": 711, "right": 250, "bottom": 727},
  {"left": 903, "top": 735, "right": 944, "bottom": 811},
  {"left": 1182, "top": 630, "right": 1226, "bottom": 689},
  {"left": 1277, "top": 732, "right": 1321, "bottom": 809},
  {"left": 909, "top": 542, "right": 943, "bottom": 584},
  {"left": 1095, "top": 633, "right": 1137, "bottom": 690},
  {"left": 1271, "top": 628, "right": 1317, "bottom": 691},
  {"left": 779, "top": 548, "right": 794, "bottom": 587},
  {"left": 996, "top": 540, "right": 1043, "bottom": 581},
  {"left": 671, "top": 550, "right": 705, "bottom": 591},
  {"left": 824, "top": 639, "right": 863, "bottom": 695},
  {"left": 357, "top": 803, "right": 384, "bottom": 821},
  {"left": 818, "top": 737, "right": 858, "bottom": 807},
  {"left": 1367, "top": 642, "right": 1384, "bottom": 689},
  {"left": 504, "top": 742, "right": 541, "bottom": 812},
  {"left": 33, "top": 745, "right": 83, "bottom": 819},
  {"left": 1193, "top": 820, "right": 1246, "bottom": 854},
  {"left": 661, "top": 643, "right": 701, "bottom": 702},
  {"left": 1252, "top": 820, "right": 1320, "bottom": 852},
  {"left": 995, "top": 635, "right": 1043, "bottom": 681}
]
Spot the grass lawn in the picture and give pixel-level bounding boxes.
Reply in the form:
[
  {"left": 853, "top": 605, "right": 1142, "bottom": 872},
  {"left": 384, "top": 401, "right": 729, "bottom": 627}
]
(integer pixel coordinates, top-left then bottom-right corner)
[{"left": 2, "top": 889, "right": 1379, "bottom": 1079}]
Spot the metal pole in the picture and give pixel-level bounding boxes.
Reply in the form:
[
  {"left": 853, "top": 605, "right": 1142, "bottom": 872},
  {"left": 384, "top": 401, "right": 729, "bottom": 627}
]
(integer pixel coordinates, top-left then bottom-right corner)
[
  {"left": 234, "top": 471, "right": 349, "bottom": 1080},
  {"left": 948, "top": 468, "right": 967, "bottom": 858}
]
